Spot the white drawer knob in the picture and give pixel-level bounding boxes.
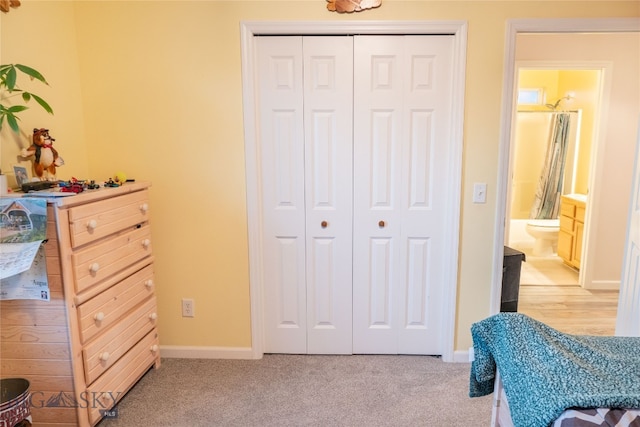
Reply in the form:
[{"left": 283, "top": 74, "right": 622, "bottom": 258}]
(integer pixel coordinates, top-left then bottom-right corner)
[
  {"left": 90, "top": 263, "right": 100, "bottom": 273},
  {"left": 94, "top": 312, "right": 105, "bottom": 322},
  {"left": 87, "top": 219, "right": 98, "bottom": 230},
  {"left": 145, "top": 279, "right": 154, "bottom": 289},
  {"left": 140, "top": 203, "right": 149, "bottom": 213},
  {"left": 99, "top": 352, "right": 110, "bottom": 362},
  {"left": 149, "top": 312, "right": 158, "bottom": 321},
  {"left": 150, "top": 345, "right": 159, "bottom": 353},
  {"left": 142, "top": 239, "right": 151, "bottom": 249}
]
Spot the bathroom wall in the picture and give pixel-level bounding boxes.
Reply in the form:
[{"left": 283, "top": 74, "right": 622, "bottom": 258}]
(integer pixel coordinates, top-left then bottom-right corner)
[
  {"left": 556, "top": 71, "right": 600, "bottom": 195},
  {"left": 510, "top": 109, "right": 582, "bottom": 220},
  {"left": 511, "top": 69, "right": 599, "bottom": 222}
]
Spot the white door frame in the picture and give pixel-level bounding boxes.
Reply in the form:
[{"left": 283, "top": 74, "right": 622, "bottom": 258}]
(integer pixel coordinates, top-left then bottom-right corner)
[
  {"left": 616, "top": 117, "right": 640, "bottom": 337},
  {"left": 241, "top": 20, "right": 468, "bottom": 362},
  {"left": 491, "top": 18, "right": 640, "bottom": 314}
]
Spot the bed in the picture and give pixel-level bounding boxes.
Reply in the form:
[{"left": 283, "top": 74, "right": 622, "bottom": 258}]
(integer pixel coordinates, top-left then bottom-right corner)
[{"left": 469, "top": 313, "right": 640, "bottom": 427}]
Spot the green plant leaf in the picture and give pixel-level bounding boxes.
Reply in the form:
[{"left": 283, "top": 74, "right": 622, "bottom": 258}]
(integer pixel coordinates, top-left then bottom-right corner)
[
  {"left": 8, "top": 105, "right": 28, "bottom": 113},
  {"left": 15, "top": 64, "right": 48, "bottom": 85},
  {"left": 0, "top": 64, "right": 53, "bottom": 132},
  {"left": 30, "top": 93, "right": 53, "bottom": 114},
  {"left": 7, "top": 113, "right": 19, "bottom": 132},
  {"left": 6, "top": 66, "right": 17, "bottom": 91}
]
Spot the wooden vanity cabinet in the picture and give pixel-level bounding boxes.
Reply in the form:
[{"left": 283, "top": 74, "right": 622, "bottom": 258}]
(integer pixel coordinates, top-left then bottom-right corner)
[
  {"left": 0, "top": 182, "right": 160, "bottom": 426},
  {"left": 558, "top": 195, "right": 586, "bottom": 269}
]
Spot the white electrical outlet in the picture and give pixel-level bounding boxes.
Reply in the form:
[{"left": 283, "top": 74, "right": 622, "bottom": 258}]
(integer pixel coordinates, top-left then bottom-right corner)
[{"left": 182, "top": 298, "right": 195, "bottom": 317}]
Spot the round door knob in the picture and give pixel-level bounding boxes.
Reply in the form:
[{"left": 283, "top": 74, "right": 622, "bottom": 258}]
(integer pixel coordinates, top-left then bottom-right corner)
[
  {"left": 87, "top": 219, "right": 98, "bottom": 230},
  {"left": 145, "top": 279, "right": 153, "bottom": 289},
  {"left": 99, "top": 352, "right": 110, "bottom": 362},
  {"left": 94, "top": 312, "right": 105, "bottom": 322},
  {"left": 142, "top": 239, "right": 151, "bottom": 248},
  {"left": 150, "top": 345, "right": 159, "bottom": 353},
  {"left": 321, "top": 221, "right": 328, "bottom": 228},
  {"left": 149, "top": 312, "right": 158, "bottom": 321},
  {"left": 378, "top": 220, "right": 385, "bottom": 227},
  {"left": 140, "top": 203, "right": 149, "bottom": 213},
  {"left": 90, "top": 263, "right": 100, "bottom": 273}
]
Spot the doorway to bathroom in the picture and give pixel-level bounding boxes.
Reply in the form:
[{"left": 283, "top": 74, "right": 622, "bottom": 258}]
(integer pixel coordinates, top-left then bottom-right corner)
[
  {"left": 501, "top": 29, "right": 640, "bottom": 335},
  {"left": 506, "top": 63, "right": 623, "bottom": 336},
  {"left": 494, "top": 21, "right": 640, "bottom": 339},
  {"left": 506, "top": 67, "right": 598, "bottom": 289}
]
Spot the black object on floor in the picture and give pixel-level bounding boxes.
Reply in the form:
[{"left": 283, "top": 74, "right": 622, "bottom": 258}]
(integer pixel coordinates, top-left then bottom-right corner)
[{"left": 501, "top": 246, "right": 526, "bottom": 312}]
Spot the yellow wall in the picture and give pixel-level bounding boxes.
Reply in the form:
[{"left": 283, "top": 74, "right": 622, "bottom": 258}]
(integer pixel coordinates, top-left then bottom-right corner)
[
  {"left": 0, "top": 1, "right": 89, "bottom": 184},
  {"left": 511, "top": 69, "right": 599, "bottom": 219},
  {"left": 518, "top": 70, "right": 560, "bottom": 111},
  {"left": 557, "top": 70, "right": 600, "bottom": 194},
  {"left": 2, "top": 1, "right": 638, "bottom": 352}
]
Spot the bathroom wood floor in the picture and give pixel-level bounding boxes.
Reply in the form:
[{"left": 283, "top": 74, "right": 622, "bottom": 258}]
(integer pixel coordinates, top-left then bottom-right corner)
[{"left": 516, "top": 254, "right": 619, "bottom": 336}]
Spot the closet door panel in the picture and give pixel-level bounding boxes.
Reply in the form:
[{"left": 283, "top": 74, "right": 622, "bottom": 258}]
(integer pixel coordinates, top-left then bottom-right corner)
[
  {"left": 258, "top": 37, "right": 307, "bottom": 353},
  {"left": 353, "top": 35, "right": 454, "bottom": 355},
  {"left": 303, "top": 37, "right": 354, "bottom": 354},
  {"left": 353, "top": 36, "right": 404, "bottom": 354},
  {"left": 397, "top": 36, "right": 453, "bottom": 354}
]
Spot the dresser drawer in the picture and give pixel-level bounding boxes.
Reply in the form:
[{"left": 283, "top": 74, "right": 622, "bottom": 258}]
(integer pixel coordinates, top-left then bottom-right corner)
[
  {"left": 72, "top": 225, "right": 152, "bottom": 294},
  {"left": 86, "top": 329, "right": 159, "bottom": 425},
  {"left": 68, "top": 190, "right": 150, "bottom": 248},
  {"left": 77, "top": 264, "right": 155, "bottom": 344},
  {"left": 575, "top": 206, "right": 585, "bottom": 222},
  {"left": 83, "top": 297, "right": 158, "bottom": 384}
]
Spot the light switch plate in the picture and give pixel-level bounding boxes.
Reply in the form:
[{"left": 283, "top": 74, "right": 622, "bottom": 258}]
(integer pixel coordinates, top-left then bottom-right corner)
[{"left": 473, "top": 183, "right": 487, "bottom": 203}]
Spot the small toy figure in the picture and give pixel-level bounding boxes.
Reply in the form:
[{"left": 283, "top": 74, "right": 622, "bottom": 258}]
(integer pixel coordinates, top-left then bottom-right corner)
[
  {"left": 114, "top": 171, "right": 127, "bottom": 185},
  {"left": 59, "top": 177, "right": 84, "bottom": 193},
  {"left": 87, "top": 180, "right": 100, "bottom": 190},
  {"left": 20, "top": 128, "right": 64, "bottom": 180},
  {"left": 104, "top": 178, "right": 119, "bottom": 187}
]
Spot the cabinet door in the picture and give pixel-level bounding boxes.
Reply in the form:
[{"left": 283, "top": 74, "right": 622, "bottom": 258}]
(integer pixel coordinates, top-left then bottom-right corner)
[
  {"left": 574, "top": 221, "right": 584, "bottom": 266},
  {"left": 557, "top": 229, "right": 573, "bottom": 262}
]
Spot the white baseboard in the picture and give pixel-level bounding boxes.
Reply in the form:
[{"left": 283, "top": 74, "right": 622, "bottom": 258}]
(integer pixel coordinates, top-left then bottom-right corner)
[
  {"left": 583, "top": 280, "right": 620, "bottom": 290},
  {"left": 160, "top": 345, "right": 258, "bottom": 359},
  {"left": 161, "top": 345, "right": 474, "bottom": 362},
  {"left": 452, "top": 349, "right": 472, "bottom": 363}
]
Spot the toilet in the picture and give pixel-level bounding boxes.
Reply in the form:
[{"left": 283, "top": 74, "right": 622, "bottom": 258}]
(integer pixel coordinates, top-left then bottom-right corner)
[{"left": 525, "top": 219, "right": 560, "bottom": 257}]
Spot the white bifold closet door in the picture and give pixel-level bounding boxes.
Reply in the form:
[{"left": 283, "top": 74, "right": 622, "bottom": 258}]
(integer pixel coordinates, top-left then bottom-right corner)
[{"left": 257, "top": 35, "right": 453, "bottom": 355}]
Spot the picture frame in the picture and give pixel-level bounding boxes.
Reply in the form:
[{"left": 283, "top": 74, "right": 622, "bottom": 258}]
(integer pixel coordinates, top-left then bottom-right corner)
[{"left": 13, "top": 165, "right": 29, "bottom": 187}]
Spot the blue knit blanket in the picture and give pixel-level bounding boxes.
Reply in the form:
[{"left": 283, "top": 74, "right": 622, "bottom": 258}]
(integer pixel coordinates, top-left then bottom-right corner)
[{"left": 469, "top": 313, "right": 640, "bottom": 427}]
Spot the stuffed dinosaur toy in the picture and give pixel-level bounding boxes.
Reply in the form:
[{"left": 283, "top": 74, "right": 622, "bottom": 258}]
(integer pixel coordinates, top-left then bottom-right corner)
[{"left": 20, "top": 128, "right": 64, "bottom": 180}]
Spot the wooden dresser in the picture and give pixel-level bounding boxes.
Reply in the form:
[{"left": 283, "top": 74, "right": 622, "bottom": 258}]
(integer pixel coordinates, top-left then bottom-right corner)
[
  {"left": 558, "top": 194, "right": 586, "bottom": 269},
  {"left": 0, "top": 182, "right": 160, "bottom": 426}
]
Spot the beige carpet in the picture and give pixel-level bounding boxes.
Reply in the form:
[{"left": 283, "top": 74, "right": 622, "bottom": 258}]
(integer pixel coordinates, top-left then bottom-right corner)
[{"left": 97, "top": 355, "right": 493, "bottom": 426}]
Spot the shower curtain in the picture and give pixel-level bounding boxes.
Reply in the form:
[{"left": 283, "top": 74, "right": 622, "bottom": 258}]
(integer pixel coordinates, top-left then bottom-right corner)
[{"left": 530, "top": 112, "right": 572, "bottom": 219}]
